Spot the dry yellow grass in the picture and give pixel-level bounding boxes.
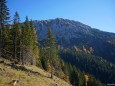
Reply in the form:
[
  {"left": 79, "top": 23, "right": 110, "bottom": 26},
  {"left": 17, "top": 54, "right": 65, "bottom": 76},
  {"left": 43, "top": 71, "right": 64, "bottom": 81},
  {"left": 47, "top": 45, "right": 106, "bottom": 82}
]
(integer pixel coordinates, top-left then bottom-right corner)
[{"left": 0, "top": 60, "right": 71, "bottom": 86}]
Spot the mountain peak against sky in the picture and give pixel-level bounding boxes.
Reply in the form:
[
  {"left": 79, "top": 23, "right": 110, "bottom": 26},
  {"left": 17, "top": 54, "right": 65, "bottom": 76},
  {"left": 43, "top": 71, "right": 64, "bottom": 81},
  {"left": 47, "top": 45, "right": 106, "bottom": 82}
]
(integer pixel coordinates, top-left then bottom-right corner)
[
  {"left": 35, "top": 18, "right": 64, "bottom": 22},
  {"left": 34, "top": 18, "right": 115, "bottom": 33},
  {"left": 35, "top": 18, "right": 92, "bottom": 29}
]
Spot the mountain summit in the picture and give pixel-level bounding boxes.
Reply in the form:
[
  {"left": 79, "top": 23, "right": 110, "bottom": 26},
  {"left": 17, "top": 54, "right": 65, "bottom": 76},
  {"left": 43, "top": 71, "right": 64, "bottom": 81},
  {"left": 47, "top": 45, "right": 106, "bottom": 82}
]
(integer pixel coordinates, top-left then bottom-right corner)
[{"left": 34, "top": 18, "right": 92, "bottom": 41}]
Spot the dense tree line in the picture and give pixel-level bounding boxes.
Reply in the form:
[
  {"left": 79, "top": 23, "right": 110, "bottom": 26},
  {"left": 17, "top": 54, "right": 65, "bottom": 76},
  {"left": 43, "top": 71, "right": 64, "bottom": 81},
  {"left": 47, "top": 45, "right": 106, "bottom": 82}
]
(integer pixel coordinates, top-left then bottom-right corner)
[
  {"left": 0, "top": 0, "right": 40, "bottom": 66},
  {"left": 60, "top": 60, "right": 105, "bottom": 86}
]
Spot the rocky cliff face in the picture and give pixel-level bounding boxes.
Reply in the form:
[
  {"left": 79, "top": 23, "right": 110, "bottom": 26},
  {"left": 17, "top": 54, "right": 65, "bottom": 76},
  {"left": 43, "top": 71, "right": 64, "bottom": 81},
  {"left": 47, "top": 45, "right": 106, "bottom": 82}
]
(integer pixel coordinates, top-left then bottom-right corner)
[{"left": 34, "top": 18, "right": 92, "bottom": 39}]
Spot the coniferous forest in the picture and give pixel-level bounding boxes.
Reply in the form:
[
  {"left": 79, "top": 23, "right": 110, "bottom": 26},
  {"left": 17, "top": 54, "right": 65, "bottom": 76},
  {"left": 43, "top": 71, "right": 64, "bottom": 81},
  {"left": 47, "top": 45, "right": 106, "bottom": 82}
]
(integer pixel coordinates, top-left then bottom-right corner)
[{"left": 0, "top": 0, "right": 115, "bottom": 86}]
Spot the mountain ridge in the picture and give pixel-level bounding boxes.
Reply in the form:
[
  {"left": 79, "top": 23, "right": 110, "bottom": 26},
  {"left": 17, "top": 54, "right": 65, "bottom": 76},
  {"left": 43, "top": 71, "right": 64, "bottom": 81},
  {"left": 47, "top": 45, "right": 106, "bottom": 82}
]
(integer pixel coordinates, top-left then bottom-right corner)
[
  {"left": 34, "top": 18, "right": 115, "bottom": 33},
  {"left": 33, "top": 18, "right": 115, "bottom": 41}
]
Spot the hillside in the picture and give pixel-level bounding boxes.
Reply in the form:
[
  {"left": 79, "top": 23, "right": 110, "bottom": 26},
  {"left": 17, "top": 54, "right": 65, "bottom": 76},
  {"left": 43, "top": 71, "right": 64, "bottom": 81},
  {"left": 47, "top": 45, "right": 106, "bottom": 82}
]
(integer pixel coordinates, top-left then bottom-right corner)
[{"left": 0, "top": 59, "right": 71, "bottom": 86}]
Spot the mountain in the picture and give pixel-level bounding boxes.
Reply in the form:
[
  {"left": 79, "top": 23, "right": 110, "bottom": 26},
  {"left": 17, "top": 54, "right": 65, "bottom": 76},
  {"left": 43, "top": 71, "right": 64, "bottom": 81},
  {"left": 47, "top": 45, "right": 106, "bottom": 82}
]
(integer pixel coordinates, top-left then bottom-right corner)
[{"left": 33, "top": 18, "right": 115, "bottom": 64}]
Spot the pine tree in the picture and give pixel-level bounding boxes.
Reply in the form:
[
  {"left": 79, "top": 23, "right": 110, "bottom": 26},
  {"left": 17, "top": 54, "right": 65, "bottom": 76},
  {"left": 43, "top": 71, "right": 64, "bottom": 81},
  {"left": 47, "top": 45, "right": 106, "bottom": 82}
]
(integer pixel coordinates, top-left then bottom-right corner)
[{"left": 0, "top": 0, "right": 10, "bottom": 57}]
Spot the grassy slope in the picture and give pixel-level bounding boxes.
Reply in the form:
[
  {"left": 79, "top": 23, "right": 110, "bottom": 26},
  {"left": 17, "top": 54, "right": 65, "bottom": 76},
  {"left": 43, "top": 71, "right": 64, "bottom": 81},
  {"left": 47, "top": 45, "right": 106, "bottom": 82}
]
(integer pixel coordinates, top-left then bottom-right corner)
[{"left": 0, "top": 59, "right": 71, "bottom": 86}]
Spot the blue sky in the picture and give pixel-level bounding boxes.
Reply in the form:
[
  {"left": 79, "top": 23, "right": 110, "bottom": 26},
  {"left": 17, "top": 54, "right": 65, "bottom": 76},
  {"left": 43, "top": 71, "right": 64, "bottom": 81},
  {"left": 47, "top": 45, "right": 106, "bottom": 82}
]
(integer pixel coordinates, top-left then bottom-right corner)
[{"left": 7, "top": 0, "right": 115, "bottom": 33}]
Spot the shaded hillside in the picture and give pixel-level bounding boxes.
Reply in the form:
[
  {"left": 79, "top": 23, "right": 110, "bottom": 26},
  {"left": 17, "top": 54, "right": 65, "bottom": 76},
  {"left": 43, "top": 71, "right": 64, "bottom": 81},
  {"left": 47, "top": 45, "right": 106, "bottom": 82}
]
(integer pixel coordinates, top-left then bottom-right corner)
[
  {"left": 33, "top": 18, "right": 115, "bottom": 63},
  {"left": 59, "top": 48, "right": 115, "bottom": 84}
]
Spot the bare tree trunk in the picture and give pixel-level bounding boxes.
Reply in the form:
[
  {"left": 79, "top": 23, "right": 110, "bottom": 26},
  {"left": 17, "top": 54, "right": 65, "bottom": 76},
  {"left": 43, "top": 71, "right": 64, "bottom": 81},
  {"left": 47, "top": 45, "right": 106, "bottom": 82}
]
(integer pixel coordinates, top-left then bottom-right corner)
[
  {"left": 0, "top": 27, "right": 2, "bottom": 58},
  {"left": 0, "top": 5, "right": 2, "bottom": 58},
  {"left": 0, "top": 28, "right": 2, "bottom": 57},
  {"left": 51, "top": 63, "right": 53, "bottom": 78},
  {"left": 0, "top": 23, "right": 3, "bottom": 58},
  {"left": 49, "top": 48, "right": 53, "bottom": 79},
  {"left": 19, "top": 37, "right": 22, "bottom": 64},
  {"left": 21, "top": 45, "right": 24, "bottom": 65}
]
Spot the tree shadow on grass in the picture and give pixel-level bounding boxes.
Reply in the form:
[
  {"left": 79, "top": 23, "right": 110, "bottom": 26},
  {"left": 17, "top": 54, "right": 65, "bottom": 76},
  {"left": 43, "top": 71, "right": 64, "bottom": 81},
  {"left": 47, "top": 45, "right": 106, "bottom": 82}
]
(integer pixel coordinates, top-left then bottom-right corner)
[{"left": 4, "top": 62, "right": 51, "bottom": 79}]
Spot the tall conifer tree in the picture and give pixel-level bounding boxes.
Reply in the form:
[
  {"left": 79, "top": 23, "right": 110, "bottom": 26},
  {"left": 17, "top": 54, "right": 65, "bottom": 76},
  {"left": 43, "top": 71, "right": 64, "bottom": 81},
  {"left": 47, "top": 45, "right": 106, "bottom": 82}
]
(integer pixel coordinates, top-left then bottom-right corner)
[
  {"left": 30, "top": 20, "right": 40, "bottom": 66},
  {"left": 21, "top": 17, "right": 40, "bottom": 65},
  {"left": 21, "top": 16, "right": 31, "bottom": 65},
  {"left": 45, "top": 27, "right": 60, "bottom": 78},
  {"left": 0, "top": 0, "right": 10, "bottom": 57}
]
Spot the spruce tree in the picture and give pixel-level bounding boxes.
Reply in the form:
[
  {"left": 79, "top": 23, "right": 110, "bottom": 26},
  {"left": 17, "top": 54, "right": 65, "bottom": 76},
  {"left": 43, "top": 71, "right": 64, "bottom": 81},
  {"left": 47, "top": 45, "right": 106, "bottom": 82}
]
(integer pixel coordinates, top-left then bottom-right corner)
[
  {"left": 0, "top": 0, "right": 10, "bottom": 57},
  {"left": 22, "top": 17, "right": 40, "bottom": 65},
  {"left": 45, "top": 27, "right": 60, "bottom": 78},
  {"left": 46, "top": 27, "right": 54, "bottom": 78},
  {"left": 2, "top": 24, "right": 12, "bottom": 59},
  {"left": 30, "top": 20, "right": 40, "bottom": 66}
]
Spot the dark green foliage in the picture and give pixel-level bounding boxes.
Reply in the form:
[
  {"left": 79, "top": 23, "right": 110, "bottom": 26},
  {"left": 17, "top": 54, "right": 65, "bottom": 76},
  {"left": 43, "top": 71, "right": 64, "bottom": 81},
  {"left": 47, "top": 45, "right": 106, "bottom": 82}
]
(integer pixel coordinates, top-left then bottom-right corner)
[
  {"left": 69, "top": 68, "right": 80, "bottom": 86},
  {"left": 46, "top": 28, "right": 60, "bottom": 68},
  {"left": 60, "top": 48, "right": 115, "bottom": 84},
  {"left": 2, "top": 25, "right": 13, "bottom": 59},
  {"left": 12, "top": 12, "right": 21, "bottom": 61},
  {"left": 40, "top": 48, "right": 49, "bottom": 70},
  {"left": 30, "top": 20, "right": 41, "bottom": 66},
  {"left": 0, "top": 0, "right": 10, "bottom": 57},
  {"left": 0, "top": 0, "right": 10, "bottom": 25},
  {"left": 60, "top": 60, "right": 105, "bottom": 86},
  {"left": 21, "top": 17, "right": 40, "bottom": 65}
]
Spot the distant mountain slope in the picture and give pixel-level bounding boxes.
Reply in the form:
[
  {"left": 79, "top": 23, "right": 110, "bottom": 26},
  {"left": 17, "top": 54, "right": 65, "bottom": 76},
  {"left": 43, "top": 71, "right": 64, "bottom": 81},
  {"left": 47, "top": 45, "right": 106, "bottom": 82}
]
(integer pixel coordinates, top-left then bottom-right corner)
[
  {"left": 0, "top": 59, "right": 71, "bottom": 86},
  {"left": 33, "top": 18, "right": 115, "bottom": 63}
]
